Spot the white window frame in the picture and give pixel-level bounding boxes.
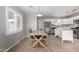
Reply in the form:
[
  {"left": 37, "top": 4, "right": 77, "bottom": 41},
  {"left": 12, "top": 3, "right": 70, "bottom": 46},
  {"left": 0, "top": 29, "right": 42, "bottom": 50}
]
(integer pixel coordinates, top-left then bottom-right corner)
[{"left": 6, "top": 7, "right": 23, "bottom": 35}]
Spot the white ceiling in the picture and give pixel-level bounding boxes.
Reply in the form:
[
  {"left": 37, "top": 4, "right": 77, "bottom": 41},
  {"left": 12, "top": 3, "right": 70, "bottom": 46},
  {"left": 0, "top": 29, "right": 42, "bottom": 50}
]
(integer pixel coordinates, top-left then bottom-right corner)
[{"left": 19, "top": 6, "right": 79, "bottom": 17}]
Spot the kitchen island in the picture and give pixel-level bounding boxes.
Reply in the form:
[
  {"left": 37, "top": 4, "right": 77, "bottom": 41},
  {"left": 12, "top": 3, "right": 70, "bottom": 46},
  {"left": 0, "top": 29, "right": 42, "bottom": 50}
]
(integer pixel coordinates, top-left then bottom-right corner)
[
  {"left": 55, "top": 28, "right": 73, "bottom": 43},
  {"left": 61, "top": 29, "right": 73, "bottom": 43}
]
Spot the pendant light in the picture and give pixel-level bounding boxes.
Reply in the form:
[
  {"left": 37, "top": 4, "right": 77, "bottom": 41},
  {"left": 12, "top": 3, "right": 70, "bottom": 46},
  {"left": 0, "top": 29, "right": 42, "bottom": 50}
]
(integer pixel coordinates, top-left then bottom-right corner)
[{"left": 37, "top": 6, "right": 43, "bottom": 17}]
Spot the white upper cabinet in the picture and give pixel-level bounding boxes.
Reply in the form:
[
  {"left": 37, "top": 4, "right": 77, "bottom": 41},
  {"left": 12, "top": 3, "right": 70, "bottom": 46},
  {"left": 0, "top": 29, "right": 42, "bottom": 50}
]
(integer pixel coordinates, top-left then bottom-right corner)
[
  {"left": 67, "top": 19, "right": 73, "bottom": 24},
  {"left": 45, "top": 18, "right": 74, "bottom": 25},
  {"left": 45, "top": 19, "right": 51, "bottom": 22},
  {"left": 60, "top": 19, "right": 73, "bottom": 24},
  {"left": 51, "top": 19, "right": 57, "bottom": 24}
]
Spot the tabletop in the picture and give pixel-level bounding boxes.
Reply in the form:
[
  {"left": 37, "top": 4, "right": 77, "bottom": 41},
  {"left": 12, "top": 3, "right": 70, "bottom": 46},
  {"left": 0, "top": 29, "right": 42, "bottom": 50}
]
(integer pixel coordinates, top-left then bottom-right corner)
[{"left": 29, "top": 30, "right": 48, "bottom": 36}]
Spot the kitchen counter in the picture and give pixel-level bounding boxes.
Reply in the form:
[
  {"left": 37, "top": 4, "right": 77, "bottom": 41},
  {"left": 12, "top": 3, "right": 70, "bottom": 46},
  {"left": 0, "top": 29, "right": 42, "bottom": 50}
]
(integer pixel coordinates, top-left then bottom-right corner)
[{"left": 55, "top": 28, "right": 73, "bottom": 43}]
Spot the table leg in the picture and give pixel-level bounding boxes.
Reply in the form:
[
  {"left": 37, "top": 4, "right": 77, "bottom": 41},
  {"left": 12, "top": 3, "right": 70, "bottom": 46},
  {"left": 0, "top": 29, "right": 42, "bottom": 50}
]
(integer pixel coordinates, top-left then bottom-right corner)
[{"left": 31, "top": 35, "right": 47, "bottom": 48}]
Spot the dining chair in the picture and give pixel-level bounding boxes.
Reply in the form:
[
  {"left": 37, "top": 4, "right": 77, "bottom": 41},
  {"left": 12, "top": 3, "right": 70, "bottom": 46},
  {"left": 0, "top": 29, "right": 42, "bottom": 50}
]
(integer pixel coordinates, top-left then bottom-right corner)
[
  {"left": 28, "top": 28, "right": 32, "bottom": 33},
  {"left": 28, "top": 28, "right": 35, "bottom": 39}
]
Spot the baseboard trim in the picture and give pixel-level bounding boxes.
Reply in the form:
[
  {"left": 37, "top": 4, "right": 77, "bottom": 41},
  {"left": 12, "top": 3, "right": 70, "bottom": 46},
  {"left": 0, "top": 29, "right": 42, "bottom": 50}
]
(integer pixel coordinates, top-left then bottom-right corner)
[
  {"left": 4, "top": 35, "right": 26, "bottom": 52},
  {"left": 0, "top": 49, "right": 6, "bottom": 52}
]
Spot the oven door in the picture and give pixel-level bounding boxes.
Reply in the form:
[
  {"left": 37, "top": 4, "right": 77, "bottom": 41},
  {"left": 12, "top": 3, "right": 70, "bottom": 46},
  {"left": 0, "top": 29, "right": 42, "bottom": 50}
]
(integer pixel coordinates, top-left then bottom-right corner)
[{"left": 73, "top": 28, "right": 77, "bottom": 39}]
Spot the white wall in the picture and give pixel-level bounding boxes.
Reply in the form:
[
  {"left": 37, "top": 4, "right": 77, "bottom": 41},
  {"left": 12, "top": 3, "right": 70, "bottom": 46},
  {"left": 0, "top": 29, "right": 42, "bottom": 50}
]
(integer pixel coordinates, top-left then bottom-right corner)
[
  {"left": 38, "top": 19, "right": 44, "bottom": 30},
  {"left": 0, "top": 6, "right": 38, "bottom": 51},
  {"left": 25, "top": 13, "right": 37, "bottom": 33},
  {"left": 0, "top": 6, "right": 26, "bottom": 51}
]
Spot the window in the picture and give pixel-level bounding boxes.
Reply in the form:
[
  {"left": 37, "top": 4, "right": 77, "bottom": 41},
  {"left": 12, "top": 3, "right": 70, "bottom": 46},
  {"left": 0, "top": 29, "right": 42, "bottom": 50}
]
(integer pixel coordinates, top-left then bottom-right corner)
[{"left": 6, "top": 7, "right": 22, "bottom": 35}]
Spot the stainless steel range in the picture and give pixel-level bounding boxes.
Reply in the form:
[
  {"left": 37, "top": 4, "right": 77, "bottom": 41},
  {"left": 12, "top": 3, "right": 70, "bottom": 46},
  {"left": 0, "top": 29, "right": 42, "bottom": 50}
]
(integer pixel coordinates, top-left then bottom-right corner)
[{"left": 71, "top": 27, "right": 79, "bottom": 39}]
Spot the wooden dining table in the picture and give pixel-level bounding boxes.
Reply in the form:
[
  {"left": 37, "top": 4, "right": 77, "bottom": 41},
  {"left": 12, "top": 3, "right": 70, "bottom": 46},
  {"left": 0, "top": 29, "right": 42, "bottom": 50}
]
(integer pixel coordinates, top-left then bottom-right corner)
[{"left": 29, "top": 30, "right": 48, "bottom": 48}]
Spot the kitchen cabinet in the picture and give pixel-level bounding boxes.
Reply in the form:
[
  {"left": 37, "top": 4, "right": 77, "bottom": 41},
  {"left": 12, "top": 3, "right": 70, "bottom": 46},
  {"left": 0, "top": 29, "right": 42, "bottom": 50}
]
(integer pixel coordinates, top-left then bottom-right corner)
[
  {"left": 45, "top": 18, "right": 73, "bottom": 26},
  {"left": 51, "top": 19, "right": 57, "bottom": 24},
  {"left": 60, "top": 19, "right": 73, "bottom": 24},
  {"left": 73, "top": 19, "right": 79, "bottom": 24},
  {"left": 62, "top": 29, "right": 73, "bottom": 43}
]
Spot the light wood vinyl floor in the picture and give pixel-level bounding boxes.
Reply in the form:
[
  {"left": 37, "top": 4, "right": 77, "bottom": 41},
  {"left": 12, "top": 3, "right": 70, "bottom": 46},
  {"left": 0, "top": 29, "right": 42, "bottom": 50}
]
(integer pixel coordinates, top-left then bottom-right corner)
[{"left": 8, "top": 35, "right": 79, "bottom": 52}]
